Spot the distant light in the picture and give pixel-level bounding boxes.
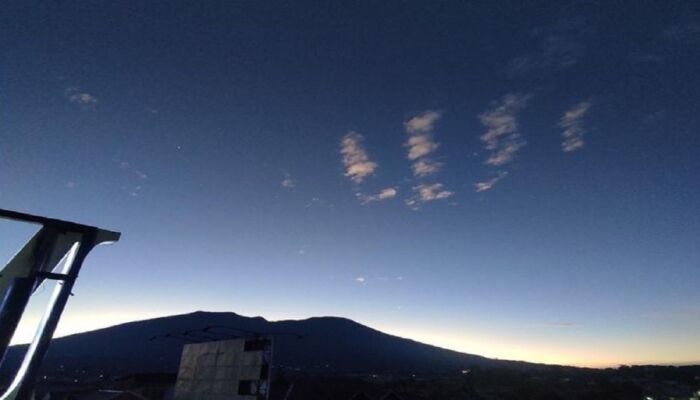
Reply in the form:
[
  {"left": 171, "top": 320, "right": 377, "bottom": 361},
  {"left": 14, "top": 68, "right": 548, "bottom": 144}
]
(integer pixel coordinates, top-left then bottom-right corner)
[{"left": 461, "top": 369, "right": 471, "bottom": 375}]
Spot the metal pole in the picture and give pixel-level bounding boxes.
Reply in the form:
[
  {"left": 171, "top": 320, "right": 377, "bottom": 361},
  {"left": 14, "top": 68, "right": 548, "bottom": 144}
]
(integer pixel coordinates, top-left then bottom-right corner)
[
  {"left": 0, "top": 229, "right": 58, "bottom": 367},
  {"left": 0, "top": 279, "right": 35, "bottom": 365},
  {"left": 13, "top": 231, "right": 97, "bottom": 400}
]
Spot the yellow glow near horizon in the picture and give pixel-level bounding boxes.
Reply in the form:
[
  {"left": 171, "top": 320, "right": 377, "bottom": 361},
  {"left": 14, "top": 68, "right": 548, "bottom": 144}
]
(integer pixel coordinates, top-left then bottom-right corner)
[
  {"left": 10, "top": 310, "right": 167, "bottom": 345},
  {"left": 9, "top": 310, "right": 699, "bottom": 368},
  {"left": 359, "top": 320, "right": 700, "bottom": 368}
]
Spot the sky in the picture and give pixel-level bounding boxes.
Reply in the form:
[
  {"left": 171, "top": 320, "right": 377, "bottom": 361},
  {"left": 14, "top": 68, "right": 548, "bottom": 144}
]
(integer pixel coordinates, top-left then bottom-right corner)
[{"left": 1, "top": 1, "right": 699, "bottom": 368}]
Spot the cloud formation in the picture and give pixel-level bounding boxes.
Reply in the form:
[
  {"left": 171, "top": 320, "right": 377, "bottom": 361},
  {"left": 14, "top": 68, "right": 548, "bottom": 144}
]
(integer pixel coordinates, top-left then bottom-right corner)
[
  {"left": 340, "top": 132, "right": 377, "bottom": 183},
  {"left": 402, "top": 111, "right": 453, "bottom": 208},
  {"left": 560, "top": 101, "right": 592, "bottom": 152},
  {"left": 405, "top": 183, "right": 453, "bottom": 209},
  {"left": 415, "top": 183, "right": 453, "bottom": 201},
  {"left": 405, "top": 111, "right": 442, "bottom": 136},
  {"left": 359, "top": 187, "right": 398, "bottom": 204},
  {"left": 475, "top": 171, "right": 508, "bottom": 192},
  {"left": 404, "top": 111, "right": 441, "bottom": 161},
  {"left": 66, "top": 87, "right": 98, "bottom": 109},
  {"left": 404, "top": 112, "right": 442, "bottom": 177},
  {"left": 508, "top": 36, "right": 583, "bottom": 75},
  {"left": 411, "top": 159, "right": 442, "bottom": 178},
  {"left": 281, "top": 172, "right": 296, "bottom": 188},
  {"left": 118, "top": 160, "right": 148, "bottom": 180},
  {"left": 479, "top": 93, "right": 530, "bottom": 166},
  {"left": 507, "top": 19, "right": 590, "bottom": 76}
]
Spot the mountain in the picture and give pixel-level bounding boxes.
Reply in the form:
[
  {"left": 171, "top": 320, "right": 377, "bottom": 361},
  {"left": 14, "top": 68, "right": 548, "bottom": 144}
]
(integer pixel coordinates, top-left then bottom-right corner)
[{"left": 1, "top": 311, "right": 536, "bottom": 380}]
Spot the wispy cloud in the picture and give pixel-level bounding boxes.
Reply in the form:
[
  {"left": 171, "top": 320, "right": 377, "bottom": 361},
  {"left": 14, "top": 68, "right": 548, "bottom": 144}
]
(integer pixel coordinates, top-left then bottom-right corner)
[
  {"left": 405, "top": 111, "right": 441, "bottom": 158},
  {"left": 340, "top": 132, "right": 377, "bottom": 184},
  {"left": 405, "top": 111, "right": 442, "bottom": 136},
  {"left": 305, "top": 197, "right": 333, "bottom": 209},
  {"left": 281, "top": 172, "right": 296, "bottom": 188},
  {"left": 359, "top": 187, "right": 398, "bottom": 204},
  {"left": 560, "top": 101, "right": 592, "bottom": 152},
  {"left": 355, "top": 276, "right": 366, "bottom": 284},
  {"left": 507, "top": 20, "right": 591, "bottom": 76},
  {"left": 118, "top": 160, "right": 148, "bottom": 180},
  {"left": 411, "top": 159, "right": 442, "bottom": 178},
  {"left": 65, "top": 87, "right": 98, "bottom": 109},
  {"left": 403, "top": 111, "right": 452, "bottom": 208},
  {"left": 405, "top": 183, "right": 453, "bottom": 209},
  {"left": 508, "top": 36, "right": 583, "bottom": 75},
  {"left": 479, "top": 93, "right": 531, "bottom": 166},
  {"left": 661, "top": 22, "right": 700, "bottom": 44},
  {"left": 485, "top": 139, "right": 525, "bottom": 166},
  {"left": 415, "top": 183, "right": 453, "bottom": 201},
  {"left": 406, "top": 134, "right": 440, "bottom": 161},
  {"left": 475, "top": 171, "right": 508, "bottom": 193},
  {"left": 632, "top": 23, "right": 700, "bottom": 64}
]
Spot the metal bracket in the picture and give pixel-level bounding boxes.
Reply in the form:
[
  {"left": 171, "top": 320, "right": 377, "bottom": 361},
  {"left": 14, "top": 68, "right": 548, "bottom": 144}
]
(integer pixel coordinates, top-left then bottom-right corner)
[{"left": 0, "top": 209, "right": 120, "bottom": 400}]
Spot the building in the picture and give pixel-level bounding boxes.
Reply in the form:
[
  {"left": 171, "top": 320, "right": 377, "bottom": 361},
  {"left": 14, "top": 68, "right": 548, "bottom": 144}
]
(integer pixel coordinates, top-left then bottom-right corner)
[{"left": 173, "top": 338, "right": 272, "bottom": 400}]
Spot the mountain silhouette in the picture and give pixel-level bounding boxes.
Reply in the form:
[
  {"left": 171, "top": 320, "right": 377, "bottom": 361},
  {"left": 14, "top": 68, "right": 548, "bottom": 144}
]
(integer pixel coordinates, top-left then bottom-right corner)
[{"left": 1, "top": 311, "right": 537, "bottom": 380}]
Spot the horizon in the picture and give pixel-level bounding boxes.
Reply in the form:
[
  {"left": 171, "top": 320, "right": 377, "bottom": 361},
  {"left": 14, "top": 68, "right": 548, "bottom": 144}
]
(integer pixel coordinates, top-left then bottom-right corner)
[
  {"left": 10, "top": 308, "right": 700, "bottom": 369},
  {"left": 2, "top": 1, "right": 699, "bottom": 370}
]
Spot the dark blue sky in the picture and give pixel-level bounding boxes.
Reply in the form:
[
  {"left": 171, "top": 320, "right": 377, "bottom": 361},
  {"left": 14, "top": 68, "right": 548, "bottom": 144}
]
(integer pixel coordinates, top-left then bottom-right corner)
[{"left": 2, "top": 1, "right": 699, "bottom": 366}]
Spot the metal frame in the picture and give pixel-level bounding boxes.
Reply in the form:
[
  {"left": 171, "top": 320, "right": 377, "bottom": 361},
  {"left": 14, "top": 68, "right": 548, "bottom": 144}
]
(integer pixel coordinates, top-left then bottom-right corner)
[{"left": 0, "top": 209, "right": 120, "bottom": 400}]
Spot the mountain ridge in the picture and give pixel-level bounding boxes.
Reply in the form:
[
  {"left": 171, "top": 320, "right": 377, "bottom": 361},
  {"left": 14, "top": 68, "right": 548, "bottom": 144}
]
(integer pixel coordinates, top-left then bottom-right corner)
[{"left": 0, "top": 310, "right": 552, "bottom": 382}]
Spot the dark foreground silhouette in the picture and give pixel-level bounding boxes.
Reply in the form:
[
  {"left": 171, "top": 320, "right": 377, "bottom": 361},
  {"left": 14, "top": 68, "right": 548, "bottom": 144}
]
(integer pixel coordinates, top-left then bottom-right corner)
[{"left": 2, "top": 311, "right": 698, "bottom": 399}]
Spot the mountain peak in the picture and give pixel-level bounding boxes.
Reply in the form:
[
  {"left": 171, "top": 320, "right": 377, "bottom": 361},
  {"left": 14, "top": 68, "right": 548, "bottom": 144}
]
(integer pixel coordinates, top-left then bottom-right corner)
[{"left": 2, "top": 311, "right": 527, "bottom": 381}]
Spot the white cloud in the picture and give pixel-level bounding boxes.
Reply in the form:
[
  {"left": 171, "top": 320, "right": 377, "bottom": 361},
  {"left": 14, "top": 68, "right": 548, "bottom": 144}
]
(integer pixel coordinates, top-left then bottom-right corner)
[
  {"left": 360, "top": 187, "right": 398, "bottom": 204},
  {"left": 66, "top": 87, "right": 98, "bottom": 109},
  {"left": 402, "top": 112, "right": 453, "bottom": 210},
  {"left": 413, "top": 183, "right": 454, "bottom": 203},
  {"left": 411, "top": 158, "right": 442, "bottom": 177},
  {"left": 404, "top": 111, "right": 445, "bottom": 180},
  {"left": 406, "top": 133, "right": 440, "bottom": 160},
  {"left": 475, "top": 171, "right": 508, "bottom": 192},
  {"left": 404, "top": 111, "right": 441, "bottom": 161},
  {"left": 479, "top": 93, "right": 530, "bottom": 166},
  {"left": 378, "top": 187, "right": 397, "bottom": 200},
  {"left": 559, "top": 101, "right": 592, "bottom": 152},
  {"left": 404, "top": 111, "right": 441, "bottom": 135},
  {"left": 485, "top": 138, "right": 525, "bottom": 166},
  {"left": 281, "top": 172, "right": 296, "bottom": 188},
  {"left": 340, "top": 132, "right": 378, "bottom": 184},
  {"left": 405, "top": 184, "right": 454, "bottom": 210},
  {"left": 355, "top": 276, "right": 366, "bottom": 283}
]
